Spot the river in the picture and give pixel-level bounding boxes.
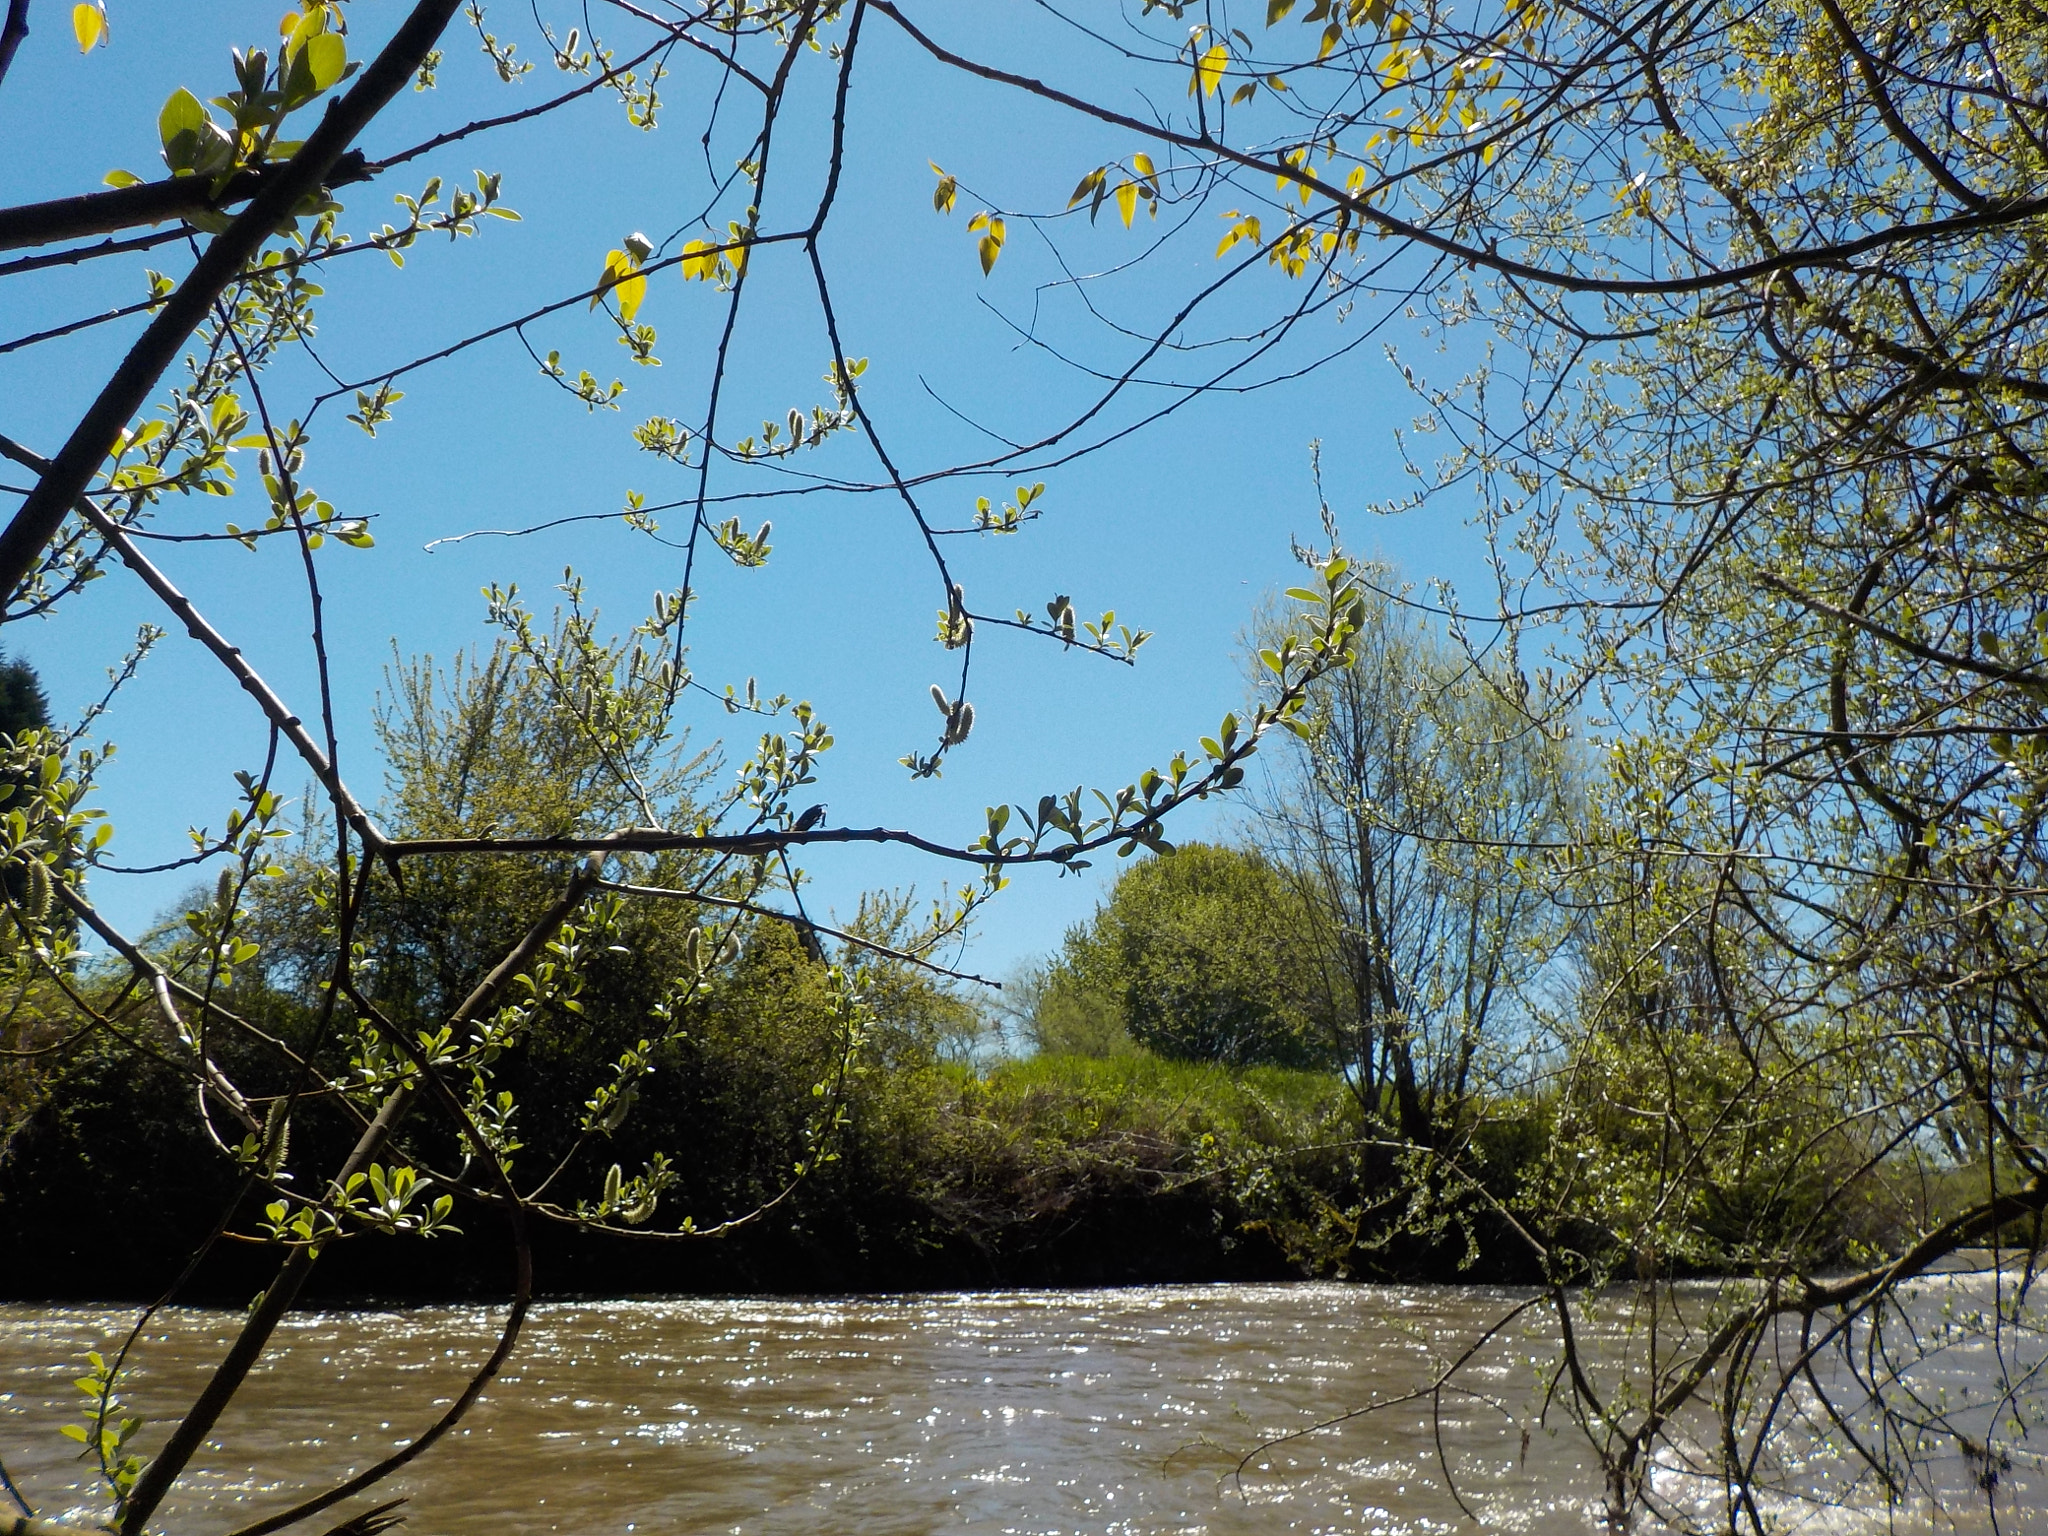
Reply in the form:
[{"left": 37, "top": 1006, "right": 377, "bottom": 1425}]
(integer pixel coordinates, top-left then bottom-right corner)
[{"left": 1, "top": 1282, "right": 2038, "bottom": 1533}]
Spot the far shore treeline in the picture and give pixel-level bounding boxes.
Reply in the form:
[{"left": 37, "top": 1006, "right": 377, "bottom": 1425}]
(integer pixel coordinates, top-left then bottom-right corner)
[{"left": 0, "top": 595, "right": 1982, "bottom": 1300}]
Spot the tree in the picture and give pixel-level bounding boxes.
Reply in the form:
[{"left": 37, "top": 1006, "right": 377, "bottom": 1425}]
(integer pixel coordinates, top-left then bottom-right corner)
[
  {"left": 1245, "top": 551, "right": 1577, "bottom": 1145},
  {"left": 0, "top": 643, "right": 999, "bottom": 1293},
  {"left": 0, "top": 650, "right": 47, "bottom": 739},
  {"left": 844, "top": 0, "right": 2047, "bottom": 1523},
  {"left": 984, "top": 957, "right": 1136, "bottom": 1060},
  {"left": 0, "top": 5, "right": 1373, "bottom": 1532},
  {"left": 0, "top": 649, "right": 51, "bottom": 916},
  {"left": 0, "top": 649, "right": 54, "bottom": 1153},
  {"left": 1111, "top": 0, "right": 2048, "bottom": 1523},
  {"left": 1059, "top": 842, "right": 1332, "bottom": 1068},
  {"left": 9, "top": 0, "right": 2046, "bottom": 1526}
]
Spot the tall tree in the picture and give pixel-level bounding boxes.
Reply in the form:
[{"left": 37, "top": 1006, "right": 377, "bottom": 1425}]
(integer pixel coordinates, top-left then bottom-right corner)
[
  {"left": 0, "top": 651, "right": 47, "bottom": 739},
  {"left": 1245, "top": 559, "right": 1576, "bottom": 1145}
]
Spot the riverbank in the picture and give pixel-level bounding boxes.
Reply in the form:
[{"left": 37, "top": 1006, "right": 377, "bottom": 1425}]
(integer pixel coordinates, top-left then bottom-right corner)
[
  {"left": 5, "top": 1036, "right": 1952, "bottom": 1303},
  {"left": 3, "top": 1049, "right": 1558, "bottom": 1302}
]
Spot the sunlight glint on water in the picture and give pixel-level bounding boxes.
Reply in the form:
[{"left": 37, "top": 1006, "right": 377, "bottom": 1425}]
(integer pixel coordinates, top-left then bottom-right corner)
[{"left": 1, "top": 1282, "right": 2036, "bottom": 1534}]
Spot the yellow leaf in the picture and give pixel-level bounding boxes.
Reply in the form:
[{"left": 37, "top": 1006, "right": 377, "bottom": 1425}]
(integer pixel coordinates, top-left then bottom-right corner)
[
  {"left": 680, "top": 239, "right": 720, "bottom": 281},
  {"left": 616, "top": 271, "right": 645, "bottom": 323},
  {"left": 1066, "top": 167, "right": 1104, "bottom": 208},
  {"left": 1216, "top": 213, "right": 1262, "bottom": 257},
  {"left": 977, "top": 216, "right": 1005, "bottom": 275},
  {"left": 1194, "top": 43, "right": 1228, "bottom": 98},
  {"left": 1131, "top": 152, "right": 1155, "bottom": 180},
  {"left": 930, "top": 162, "right": 957, "bottom": 215},
  {"left": 1115, "top": 180, "right": 1138, "bottom": 228},
  {"left": 592, "top": 249, "right": 644, "bottom": 318},
  {"left": 72, "top": 3, "right": 106, "bottom": 51}
]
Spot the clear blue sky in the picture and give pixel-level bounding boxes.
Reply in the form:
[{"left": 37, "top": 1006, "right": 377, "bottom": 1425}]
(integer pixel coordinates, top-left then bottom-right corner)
[{"left": 1, "top": 1, "right": 1493, "bottom": 980}]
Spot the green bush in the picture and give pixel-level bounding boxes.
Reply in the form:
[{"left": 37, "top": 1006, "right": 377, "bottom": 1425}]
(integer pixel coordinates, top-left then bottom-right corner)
[{"left": 1057, "top": 844, "right": 1335, "bottom": 1068}]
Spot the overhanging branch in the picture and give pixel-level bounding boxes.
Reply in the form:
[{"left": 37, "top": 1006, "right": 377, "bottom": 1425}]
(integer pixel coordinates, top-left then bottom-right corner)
[
  {"left": 0, "top": 0, "right": 464, "bottom": 611},
  {"left": 0, "top": 153, "right": 373, "bottom": 255},
  {"left": 0, "top": 0, "right": 28, "bottom": 97}
]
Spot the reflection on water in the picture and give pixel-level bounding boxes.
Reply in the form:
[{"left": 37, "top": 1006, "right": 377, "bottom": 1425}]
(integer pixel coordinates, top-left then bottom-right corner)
[{"left": 0, "top": 1282, "right": 2036, "bottom": 1534}]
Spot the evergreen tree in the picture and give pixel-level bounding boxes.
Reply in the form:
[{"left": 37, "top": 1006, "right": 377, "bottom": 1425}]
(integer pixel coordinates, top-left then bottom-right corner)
[{"left": 0, "top": 651, "right": 47, "bottom": 740}]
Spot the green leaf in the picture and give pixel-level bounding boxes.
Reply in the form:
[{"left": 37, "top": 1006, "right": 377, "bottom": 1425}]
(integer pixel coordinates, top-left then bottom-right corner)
[
  {"left": 158, "top": 87, "right": 207, "bottom": 153},
  {"left": 304, "top": 32, "right": 347, "bottom": 93},
  {"left": 281, "top": 30, "right": 347, "bottom": 110},
  {"left": 284, "top": 6, "right": 327, "bottom": 60}
]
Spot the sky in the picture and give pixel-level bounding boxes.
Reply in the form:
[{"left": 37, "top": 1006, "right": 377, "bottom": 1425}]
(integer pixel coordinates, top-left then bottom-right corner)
[{"left": 0, "top": 0, "right": 1499, "bottom": 982}]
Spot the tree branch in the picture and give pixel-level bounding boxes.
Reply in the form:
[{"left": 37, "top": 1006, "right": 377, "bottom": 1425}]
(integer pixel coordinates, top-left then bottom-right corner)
[
  {"left": 867, "top": 0, "right": 2048, "bottom": 301},
  {"left": 0, "top": 154, "right": 372, "bottom": 255},
  {"left": 0, "top": 0, "right": 28, "bottom": 97},
  {"left": 0, "top": 433, "right": 385, "bottom": 849},
  {"left": 0, "top": 0, "right": 464, "bottom": 610},
  {"left": 115, "top": 1085, "right": 416, "bottom": 1536}
]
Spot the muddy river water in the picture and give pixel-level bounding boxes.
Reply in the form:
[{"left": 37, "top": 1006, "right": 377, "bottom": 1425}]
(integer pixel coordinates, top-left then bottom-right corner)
[{"left": 1, "top": 1281, "right": 2038, "bottom": 1534}]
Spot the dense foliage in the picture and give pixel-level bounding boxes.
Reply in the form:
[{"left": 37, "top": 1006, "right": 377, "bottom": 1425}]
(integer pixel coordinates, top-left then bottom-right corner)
[
  {"left": 6, "top": 0, "right": 2048, "bottom": 1529},
  {"left": 1049, "top": 844, "right": 1332, "bottom": 1069}
]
